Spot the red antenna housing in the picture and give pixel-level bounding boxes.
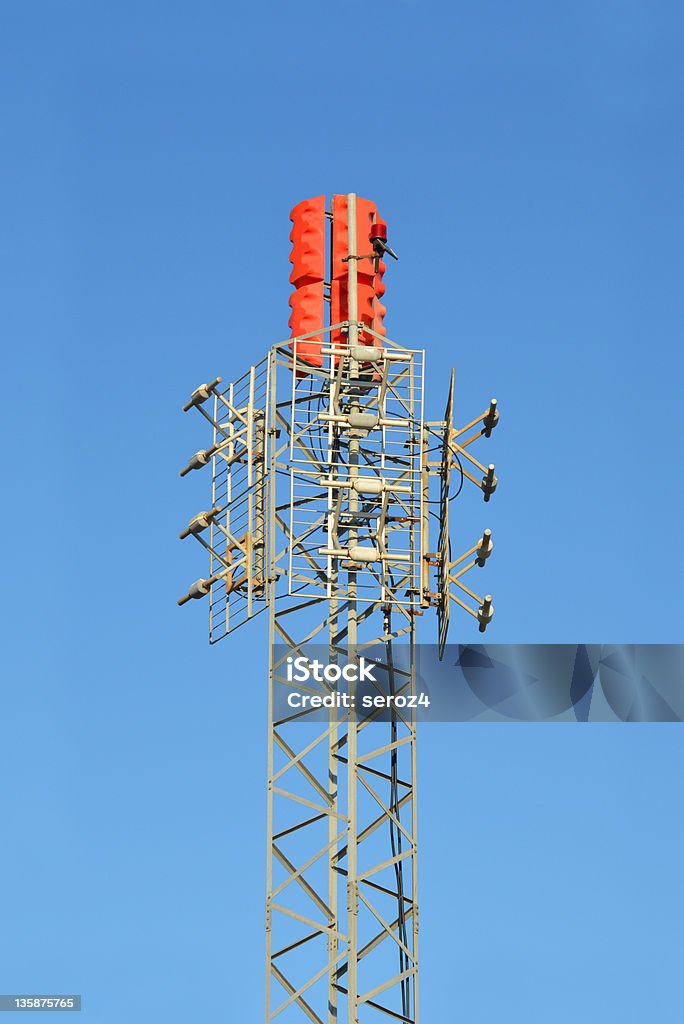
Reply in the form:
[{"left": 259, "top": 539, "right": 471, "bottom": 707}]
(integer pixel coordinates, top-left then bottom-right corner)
[{"left": 288, "top": 194, "right": 389, "bottom": 369}]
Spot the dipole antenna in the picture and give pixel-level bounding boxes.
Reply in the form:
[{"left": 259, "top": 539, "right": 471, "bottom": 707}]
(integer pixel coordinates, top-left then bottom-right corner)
[{"left": 178, "top": 194, "right": 500, "bottom": 1023}]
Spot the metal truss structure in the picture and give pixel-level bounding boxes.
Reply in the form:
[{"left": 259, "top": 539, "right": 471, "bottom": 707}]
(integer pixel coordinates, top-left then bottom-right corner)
[{"left": 178, "top": 194, "right": 500, "bottom": 1023}]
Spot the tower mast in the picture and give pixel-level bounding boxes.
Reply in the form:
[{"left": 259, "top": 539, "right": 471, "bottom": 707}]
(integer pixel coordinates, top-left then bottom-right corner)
[{"left": 179, "top": 193, "right": 499, "bottom": 1023}]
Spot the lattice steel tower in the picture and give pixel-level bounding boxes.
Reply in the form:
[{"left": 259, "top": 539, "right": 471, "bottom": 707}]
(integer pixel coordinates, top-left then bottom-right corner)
[{"left": 178, "top": 194, "right": 499, "bottom": 1023}]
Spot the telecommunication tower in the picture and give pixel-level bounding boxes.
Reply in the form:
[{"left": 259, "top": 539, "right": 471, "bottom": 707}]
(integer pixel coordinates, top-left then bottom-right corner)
[{"left": 178, "top": 194, "right": 499, "bottom": 1023}]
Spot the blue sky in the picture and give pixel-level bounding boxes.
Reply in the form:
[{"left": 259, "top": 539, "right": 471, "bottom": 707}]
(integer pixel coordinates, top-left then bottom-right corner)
[{"left": 1, "top": 2, "right": 683, "bottom": 1021}]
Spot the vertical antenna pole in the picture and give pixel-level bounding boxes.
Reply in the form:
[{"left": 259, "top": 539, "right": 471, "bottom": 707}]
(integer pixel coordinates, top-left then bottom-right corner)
[
  {"left": 328, "top": 336, "right": 340, "bottom": 1023},
  {"left": 346, "top": 192, "right": 359, "bottom": 1024},
  {"left": 347, "top": 193, "right": 359, "bottom": 351}
]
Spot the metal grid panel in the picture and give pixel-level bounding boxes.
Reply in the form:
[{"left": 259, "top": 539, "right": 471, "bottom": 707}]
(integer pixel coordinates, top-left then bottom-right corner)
[
  {"left": 287, "top": 344, "right": 424, "bottom": 608},
  {"left": 208, "top": 355, "right": 271, "bottom": 643}
]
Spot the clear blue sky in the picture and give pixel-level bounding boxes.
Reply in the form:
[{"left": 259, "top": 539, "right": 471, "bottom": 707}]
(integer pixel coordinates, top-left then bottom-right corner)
[{"left": 1, "top": 2, "right": 683, "bottom": 1021}]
